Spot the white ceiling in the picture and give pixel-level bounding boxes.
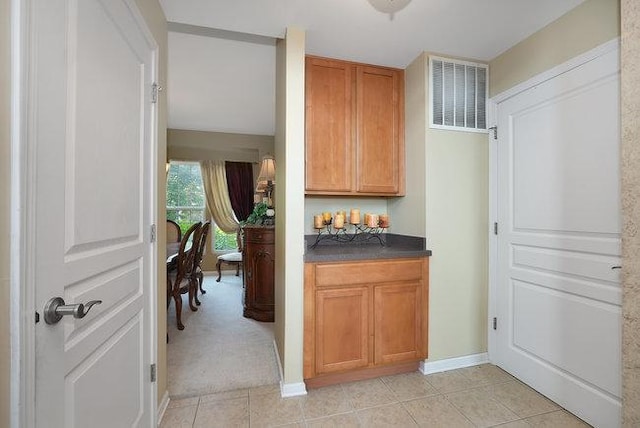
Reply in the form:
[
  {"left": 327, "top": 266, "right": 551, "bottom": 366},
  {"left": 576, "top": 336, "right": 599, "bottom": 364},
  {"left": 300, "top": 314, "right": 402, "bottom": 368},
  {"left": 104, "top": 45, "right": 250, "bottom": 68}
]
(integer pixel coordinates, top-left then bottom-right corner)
[{"left": 161, "top": 0, "right": 584, "bottom": 136}]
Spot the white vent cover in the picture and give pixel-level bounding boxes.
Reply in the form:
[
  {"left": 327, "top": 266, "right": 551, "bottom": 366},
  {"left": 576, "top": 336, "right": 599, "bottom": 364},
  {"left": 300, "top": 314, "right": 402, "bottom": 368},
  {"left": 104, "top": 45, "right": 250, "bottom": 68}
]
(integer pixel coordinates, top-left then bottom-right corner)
[{"left": 429, "top": 56, "right": 488, "bottom": 133}]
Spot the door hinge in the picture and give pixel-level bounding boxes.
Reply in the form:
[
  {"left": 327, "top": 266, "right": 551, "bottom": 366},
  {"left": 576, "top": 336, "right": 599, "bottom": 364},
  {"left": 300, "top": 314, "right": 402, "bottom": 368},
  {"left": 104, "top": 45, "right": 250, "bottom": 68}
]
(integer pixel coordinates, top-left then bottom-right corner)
[
  {"left": 493, "top": 317, "right": 497, "bottom": 330},
  {"left": 150, "top": 363, "right": 157, "bottom": 382},
  {"left": 488, "top": 126, "right": 498, "bottom": 139},
  {"left": 150, "top": 224, "right": 156, "bottom": 243},
  {"left": 151, "top": 83, "right": 162, "bottom": 104},
  {"left": 493, "top": 222, "right": 498, "bottom": 235}
]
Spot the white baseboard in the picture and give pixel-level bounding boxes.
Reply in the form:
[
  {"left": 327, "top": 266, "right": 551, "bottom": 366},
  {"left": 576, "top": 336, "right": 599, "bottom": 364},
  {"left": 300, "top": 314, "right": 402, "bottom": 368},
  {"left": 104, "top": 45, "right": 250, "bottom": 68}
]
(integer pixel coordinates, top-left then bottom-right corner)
[
  {"left": 273, "top": 340, "right": 307, "bottom": 398},
  {"left": 280, "top": 381, "right": 307, "bottom": 397},
  {"left": 157, "top": 390, "right": 170, "bottom": 427},
  {"left": 419, "top": 353, "right": 489, "bottom": 375}
]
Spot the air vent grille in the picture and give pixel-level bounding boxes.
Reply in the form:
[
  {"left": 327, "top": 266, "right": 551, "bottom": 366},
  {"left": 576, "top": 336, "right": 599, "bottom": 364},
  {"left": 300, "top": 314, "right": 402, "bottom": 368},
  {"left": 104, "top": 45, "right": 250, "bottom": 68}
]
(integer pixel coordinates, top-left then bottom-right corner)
[{"left": 430, "top": 56, "right": 488, "bottom": 133}]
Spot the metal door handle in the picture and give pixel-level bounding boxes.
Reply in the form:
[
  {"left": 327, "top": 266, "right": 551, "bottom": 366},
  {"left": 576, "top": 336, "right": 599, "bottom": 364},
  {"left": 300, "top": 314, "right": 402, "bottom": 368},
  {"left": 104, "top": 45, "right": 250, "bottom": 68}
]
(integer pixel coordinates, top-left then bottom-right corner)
[
  {"left": 611, "top": 266, "right": 622, "bottom": 270},
  {"left": 44, "top": 297, "right": 102, "bottom": 325}
]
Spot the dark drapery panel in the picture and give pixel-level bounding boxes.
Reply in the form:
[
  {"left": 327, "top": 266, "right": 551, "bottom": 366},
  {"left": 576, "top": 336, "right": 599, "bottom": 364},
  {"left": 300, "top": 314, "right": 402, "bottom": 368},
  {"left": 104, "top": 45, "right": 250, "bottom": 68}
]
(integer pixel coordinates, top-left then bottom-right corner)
[{"left": 225, "top": 161, "right": 254, "bottom": 222}]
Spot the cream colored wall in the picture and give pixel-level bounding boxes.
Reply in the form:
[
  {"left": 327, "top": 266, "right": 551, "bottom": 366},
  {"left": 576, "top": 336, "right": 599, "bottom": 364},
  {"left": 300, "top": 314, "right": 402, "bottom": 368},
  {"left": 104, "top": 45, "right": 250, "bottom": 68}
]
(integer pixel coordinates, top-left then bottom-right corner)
[
  {"left": 133, "top": 0, "right": 168, "bottom": 408},
  {"left": 425, "top": 126, "right": 489, "bottom": 359},
  {"left": 1, "top": 0, "right": 11, "bottom": 424},
  {"left": 490, "top": 0, "right": 620, "bottom": 97},
  {"left": 621, "top": 0, "right": 640, "bottom": 424},
  {"left": 167, "top": 128, "right": 274, "bottom": 164},
  {"left": 387, "top": 54, "right": 427, "bottom": 238},
  {"left": 274, "top": 34, "right": 286, "bottom": 368},
  {"left": 167, "top": 128, "right": 275, "bottom": 270},
  {"left": 390, "top": 52, "right": 489, "bottom": 361},
  {"left": 274, "top": 27, "right": 306, "bottom": 386}
]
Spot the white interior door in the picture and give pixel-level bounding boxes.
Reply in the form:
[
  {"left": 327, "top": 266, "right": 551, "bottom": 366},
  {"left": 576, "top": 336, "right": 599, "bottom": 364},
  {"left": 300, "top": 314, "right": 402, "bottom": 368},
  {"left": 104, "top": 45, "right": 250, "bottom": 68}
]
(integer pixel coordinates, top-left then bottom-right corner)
[
  {"left": 493, "top": 45, "right": 621, "bottom": 428},
  {"left": 30, "top": 0, "right": 157, "bottom": 426}
]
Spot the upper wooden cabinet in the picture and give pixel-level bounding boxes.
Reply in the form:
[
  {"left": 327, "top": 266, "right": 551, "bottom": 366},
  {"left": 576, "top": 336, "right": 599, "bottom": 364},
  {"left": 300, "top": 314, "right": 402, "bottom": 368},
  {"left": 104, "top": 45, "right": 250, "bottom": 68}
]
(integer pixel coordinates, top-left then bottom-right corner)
[{"left": 305, "top": 56, "right": 405, "bottom": 196}]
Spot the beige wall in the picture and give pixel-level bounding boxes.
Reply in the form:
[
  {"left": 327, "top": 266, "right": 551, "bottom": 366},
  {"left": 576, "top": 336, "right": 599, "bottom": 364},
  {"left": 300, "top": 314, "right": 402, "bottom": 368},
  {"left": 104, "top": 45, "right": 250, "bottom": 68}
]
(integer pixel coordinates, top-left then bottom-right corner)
[
  {"left": 274, "top": 32, "right": 286, "bottom": 373},
  {"left": 621, "top": 0, "right": 640, "bottom": 424},
  {"left": 1, "top": 0, "right": 11, "bottom": 424},
  {"left": 133, "top": 0, "right": 168, "bottom": 408},
  {"left": 274, "top": 27, "right": 306, "bottom": 387},
  {"left": 490, "top": 0, "right": 620, "bottom": 97},
  {"left": 167, "top": 128, "right": 274, "bottom": 164},
  {"left": 387, "top": 53, "right": 427, "bottom": 238},
  {"left": 425, "top": 126, "right": 489, "bottom": 359},
  {"left": 390, "top": 52, "right": 489, "bottom": 361},
  {"left": 390, "top": 52, "right": 489, "bottom": 362}
]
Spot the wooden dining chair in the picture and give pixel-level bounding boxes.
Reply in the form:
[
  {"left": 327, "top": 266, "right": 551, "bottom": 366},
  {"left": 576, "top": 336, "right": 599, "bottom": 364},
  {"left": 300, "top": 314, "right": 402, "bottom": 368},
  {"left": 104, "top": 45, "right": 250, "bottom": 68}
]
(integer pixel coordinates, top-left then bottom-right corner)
[
  {"left": 167, "top": 221, "right": 202, "bottom": 330},
  {"left": 216, "top": 228, "right": 243, "bottom": 282},
  {"left": 166, "top": 219, "right": 181, "bottom": 243},
  {"left": 191, "top": 221, "right": 210, "bottom": 305}
]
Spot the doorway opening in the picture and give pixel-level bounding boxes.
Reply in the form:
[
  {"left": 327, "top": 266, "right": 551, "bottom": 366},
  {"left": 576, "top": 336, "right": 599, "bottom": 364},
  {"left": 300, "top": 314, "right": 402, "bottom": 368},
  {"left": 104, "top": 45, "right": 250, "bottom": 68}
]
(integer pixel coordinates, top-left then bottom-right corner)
[{"left": 165, "top": 161, "right": 279, "bottom": 397}]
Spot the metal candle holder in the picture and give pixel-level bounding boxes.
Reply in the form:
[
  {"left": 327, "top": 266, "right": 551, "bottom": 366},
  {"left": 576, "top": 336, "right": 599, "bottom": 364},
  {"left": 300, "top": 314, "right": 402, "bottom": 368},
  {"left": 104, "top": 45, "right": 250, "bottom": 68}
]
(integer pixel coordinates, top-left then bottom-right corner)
[{"left": 309, "top": 220, "right": 387, "bottom": 249}]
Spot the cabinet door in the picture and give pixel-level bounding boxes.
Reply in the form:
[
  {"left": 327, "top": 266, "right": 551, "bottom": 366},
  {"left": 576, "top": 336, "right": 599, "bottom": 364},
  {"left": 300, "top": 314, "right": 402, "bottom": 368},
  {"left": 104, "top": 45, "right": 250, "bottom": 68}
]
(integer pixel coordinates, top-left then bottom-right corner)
[
  {"left": 305, "top": 57, "right": 353, "bottom": 193},
  {"left": 374, "top": 282, "right": 424, "bottom": 365},
  {"left": 315, "top": 287, "right": 369, "bottom": 374},
  {"left": 246, "top": 244, "right": 275, "bottom": 310},
  {"left": 356, "top": 66, "right": 404, "bottom": 194}
]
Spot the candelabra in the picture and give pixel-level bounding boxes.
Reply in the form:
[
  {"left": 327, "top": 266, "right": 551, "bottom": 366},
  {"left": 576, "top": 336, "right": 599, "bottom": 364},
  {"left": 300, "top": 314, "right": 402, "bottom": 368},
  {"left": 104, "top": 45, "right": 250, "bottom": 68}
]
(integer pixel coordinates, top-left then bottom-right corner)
[{"left": 309, "top": 220, "right": 388, "bottom": 249}]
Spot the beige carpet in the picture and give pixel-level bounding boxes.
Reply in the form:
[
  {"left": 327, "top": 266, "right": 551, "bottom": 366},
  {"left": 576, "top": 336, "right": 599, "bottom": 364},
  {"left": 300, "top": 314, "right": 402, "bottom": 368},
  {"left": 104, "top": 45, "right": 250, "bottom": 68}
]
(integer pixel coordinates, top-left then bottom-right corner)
[{"left": 166, "top": 273, "right": 279, "bottom": 398}]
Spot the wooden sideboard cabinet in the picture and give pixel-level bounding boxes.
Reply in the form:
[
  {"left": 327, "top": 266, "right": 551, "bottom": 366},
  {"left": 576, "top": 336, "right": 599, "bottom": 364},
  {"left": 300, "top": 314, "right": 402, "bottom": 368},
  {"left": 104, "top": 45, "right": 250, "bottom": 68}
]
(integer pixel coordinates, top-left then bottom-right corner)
[
  {"left": 304, "top": 257, "right": 428, "bottom": 387},
  {"left": 305, "top": 56, "right": 405, "bottom": 196},
  {"left": 242, "top": 225, "right": 275, "bottom": 322}
]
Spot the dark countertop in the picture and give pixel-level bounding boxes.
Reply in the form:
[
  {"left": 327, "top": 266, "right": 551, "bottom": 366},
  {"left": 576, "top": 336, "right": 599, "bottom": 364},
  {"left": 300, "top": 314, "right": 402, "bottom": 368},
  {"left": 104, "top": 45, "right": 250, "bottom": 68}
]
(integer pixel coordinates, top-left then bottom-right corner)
[{"left": 304, "top": 233, "right": 432, "bottom": 262}]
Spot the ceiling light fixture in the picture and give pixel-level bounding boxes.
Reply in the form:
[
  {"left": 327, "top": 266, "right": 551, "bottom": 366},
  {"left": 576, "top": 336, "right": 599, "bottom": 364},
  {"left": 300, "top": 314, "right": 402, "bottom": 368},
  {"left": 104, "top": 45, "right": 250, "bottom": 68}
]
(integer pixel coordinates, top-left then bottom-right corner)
[{"left": 367, "top": 0, "right": 412, "bottom": 18}]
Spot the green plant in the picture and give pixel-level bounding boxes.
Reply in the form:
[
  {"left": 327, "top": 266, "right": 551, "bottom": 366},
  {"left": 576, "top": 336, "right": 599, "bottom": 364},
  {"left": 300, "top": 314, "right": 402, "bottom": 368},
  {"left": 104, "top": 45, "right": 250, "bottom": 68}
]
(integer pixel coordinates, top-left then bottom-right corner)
[{"left": 243, "top": 202, "right": 268, "bottom": 225}]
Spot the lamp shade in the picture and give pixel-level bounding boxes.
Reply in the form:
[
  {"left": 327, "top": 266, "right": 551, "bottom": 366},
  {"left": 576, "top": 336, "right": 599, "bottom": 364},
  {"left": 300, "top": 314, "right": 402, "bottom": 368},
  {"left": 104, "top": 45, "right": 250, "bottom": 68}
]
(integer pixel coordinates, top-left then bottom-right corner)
[{"left": 256, "top": 154, "right": 276, "bottom": 192}]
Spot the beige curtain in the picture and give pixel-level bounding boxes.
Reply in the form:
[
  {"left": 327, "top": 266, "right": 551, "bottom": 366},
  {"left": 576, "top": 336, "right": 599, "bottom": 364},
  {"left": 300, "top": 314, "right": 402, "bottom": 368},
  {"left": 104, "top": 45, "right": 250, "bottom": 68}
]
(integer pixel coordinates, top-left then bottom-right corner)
[{"left": 200, "top": 160, "right": 239, "bottom": 234}]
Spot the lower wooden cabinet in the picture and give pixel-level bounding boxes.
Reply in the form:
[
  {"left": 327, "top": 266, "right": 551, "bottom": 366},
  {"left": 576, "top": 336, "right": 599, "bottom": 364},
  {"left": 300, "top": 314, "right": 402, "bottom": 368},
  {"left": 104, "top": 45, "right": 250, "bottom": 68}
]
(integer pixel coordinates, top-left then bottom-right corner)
[
  {"left": 242, "top": 225, "right": 275, "bottom": 322},
  {"left": 304, "top": 257, "right": 429, "bottom": 385}
]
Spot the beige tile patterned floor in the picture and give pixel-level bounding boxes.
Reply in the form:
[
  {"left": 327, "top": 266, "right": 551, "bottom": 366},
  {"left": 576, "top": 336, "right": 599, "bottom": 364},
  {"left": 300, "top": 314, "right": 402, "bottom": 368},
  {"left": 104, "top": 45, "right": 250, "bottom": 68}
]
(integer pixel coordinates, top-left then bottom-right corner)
[{"left": 161, "top": 364, "right": 592, "bottom": 427}]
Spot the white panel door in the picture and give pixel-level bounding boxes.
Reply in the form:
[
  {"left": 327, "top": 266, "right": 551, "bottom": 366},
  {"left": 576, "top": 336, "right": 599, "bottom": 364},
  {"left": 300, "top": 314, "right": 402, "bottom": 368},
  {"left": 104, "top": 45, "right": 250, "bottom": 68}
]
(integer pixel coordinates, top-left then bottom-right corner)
[
  {"left": 31, "top": 0, "right": 156, "bottom": 426},
  {"left": 494, "top": 46, "right": 621, "bottom": 428}
]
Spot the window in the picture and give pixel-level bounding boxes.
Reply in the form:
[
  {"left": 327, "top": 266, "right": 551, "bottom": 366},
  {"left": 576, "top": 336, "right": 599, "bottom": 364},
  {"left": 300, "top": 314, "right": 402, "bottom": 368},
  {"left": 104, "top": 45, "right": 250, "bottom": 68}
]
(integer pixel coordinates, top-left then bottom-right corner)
[
  {"left": 166, "top": 161, "right": 238, "bottom": 251},
  {"left": 429, "top": 56, "right": 488, "bottom": 133}
]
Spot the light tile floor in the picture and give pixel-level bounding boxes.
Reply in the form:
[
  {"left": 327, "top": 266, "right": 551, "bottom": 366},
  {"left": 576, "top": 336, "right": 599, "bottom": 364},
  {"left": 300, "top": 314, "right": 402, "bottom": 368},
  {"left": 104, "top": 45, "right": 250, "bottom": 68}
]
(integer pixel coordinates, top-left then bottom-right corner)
[{"left": 161, "top": 364, "right": 592, "bottom": 427}]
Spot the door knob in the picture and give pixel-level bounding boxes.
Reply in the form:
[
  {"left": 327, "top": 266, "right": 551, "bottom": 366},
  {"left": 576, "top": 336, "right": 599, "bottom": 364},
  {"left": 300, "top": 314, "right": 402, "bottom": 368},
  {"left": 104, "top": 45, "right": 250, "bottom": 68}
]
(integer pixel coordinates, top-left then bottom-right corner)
[{"left": 43, "top": 297, "right": 102, "bottom": 325}]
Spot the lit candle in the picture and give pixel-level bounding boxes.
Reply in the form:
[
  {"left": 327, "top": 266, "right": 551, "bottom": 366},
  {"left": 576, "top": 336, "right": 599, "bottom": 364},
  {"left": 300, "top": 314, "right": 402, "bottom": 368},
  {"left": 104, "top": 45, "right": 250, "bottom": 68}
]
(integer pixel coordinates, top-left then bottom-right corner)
[
  {"left": 379, "top": 214, "right": 389, "bottom": 228},
  {"left": 334, "top": 214, "right": 344, "bottom": 229},
  {"left": 313, "top": 215, "right": 324, "bottom": 229},
  {"left": 350, "top": 209, "right": 360, "bottom": 224},
  {"left": 364, "top": 213, "right": 371, "bottom": 226},
  {"left": 338, "top": 210, "right": 347, "bottom": 220},
  {"left": 322, "top": 212, "right": 332, "bottom": 224}
]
